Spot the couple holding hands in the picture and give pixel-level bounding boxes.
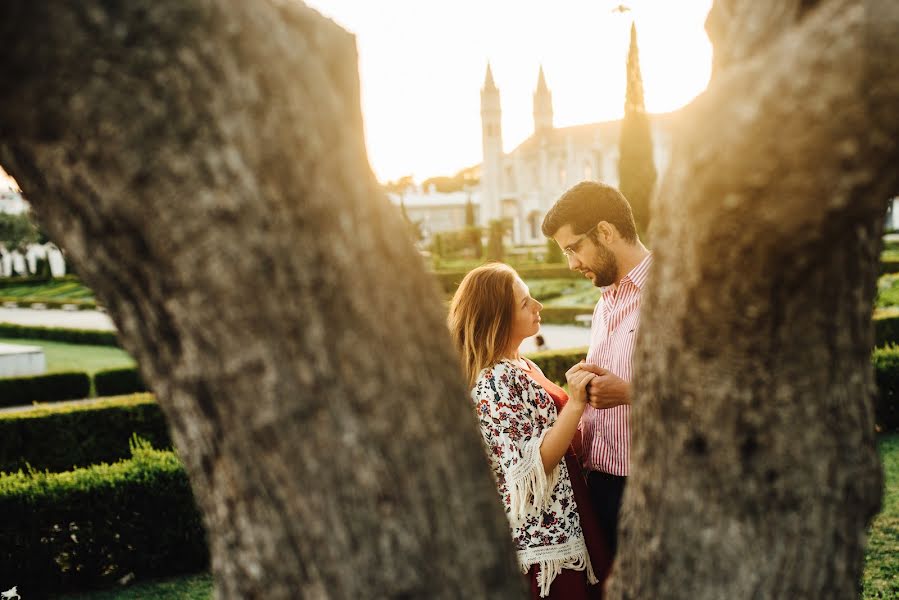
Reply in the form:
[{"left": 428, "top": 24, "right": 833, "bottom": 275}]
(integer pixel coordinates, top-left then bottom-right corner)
[{"left": 449, "top": 181, "right": 651, "bottom": 599}]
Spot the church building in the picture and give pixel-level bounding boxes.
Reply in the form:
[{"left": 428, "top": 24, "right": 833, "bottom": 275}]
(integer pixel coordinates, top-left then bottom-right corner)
[{"left": 478, "top": 64, "right": 675, "bottom": 245}]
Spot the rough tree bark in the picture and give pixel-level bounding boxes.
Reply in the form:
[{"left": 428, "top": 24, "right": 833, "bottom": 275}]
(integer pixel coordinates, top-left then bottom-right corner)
[
  {"left": 608, "top": 1, "right": 899, "bottom": 599},
  {"left": 0, "top": 2, "right": 524, "bottom": 598}
]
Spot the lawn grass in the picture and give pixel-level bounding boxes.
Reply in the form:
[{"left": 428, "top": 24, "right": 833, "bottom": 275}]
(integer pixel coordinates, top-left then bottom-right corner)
[
  {"left": 0, "top": 279, "right": 94, "bottom": 301},
  {"left": 863, "top": 433, "right": 899, "bottom": 599},
  {"left": 0, "top": 337, "right": 134, "bottom": 375},
  {"left": 58, "top": 573, "right": 213, "bottom": 600}
]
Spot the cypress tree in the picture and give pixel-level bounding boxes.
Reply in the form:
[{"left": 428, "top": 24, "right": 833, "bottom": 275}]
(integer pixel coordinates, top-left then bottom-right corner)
[{"left": 618, "top": 22, "right": 657, "bottom": 237}]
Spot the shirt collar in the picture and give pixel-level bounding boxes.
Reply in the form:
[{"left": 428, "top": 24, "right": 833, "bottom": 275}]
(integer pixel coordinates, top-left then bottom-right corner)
[{"left": 621, "top": 253, "right": 653, "bottom": 290}]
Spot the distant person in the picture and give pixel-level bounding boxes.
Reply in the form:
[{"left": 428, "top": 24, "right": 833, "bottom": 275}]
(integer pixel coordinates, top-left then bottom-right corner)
[
  {"left": 448, "top": 263, "right": 611, "bottom": 599},
  {"left": 535, "top": 333, "right": 548, "bottom": 351},
  {"left": 541, "top": 181, "right": 651, "bottom": 556}
]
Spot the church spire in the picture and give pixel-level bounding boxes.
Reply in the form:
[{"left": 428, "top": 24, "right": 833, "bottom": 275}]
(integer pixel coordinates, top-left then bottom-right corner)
[
  {"left": 536, "top": 64, "right": 549, "bottom": 94},
  {"left": 483, "top": 62, "right": 498, "bottom": 92},
  {"left": 533, "top": 64, "right": 553, "bottom": 134}
]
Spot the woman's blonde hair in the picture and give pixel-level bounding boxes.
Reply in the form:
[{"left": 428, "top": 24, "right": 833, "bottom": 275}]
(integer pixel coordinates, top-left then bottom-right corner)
[{"left": 448, "top": 263, "right": 518, "bottom": 387}]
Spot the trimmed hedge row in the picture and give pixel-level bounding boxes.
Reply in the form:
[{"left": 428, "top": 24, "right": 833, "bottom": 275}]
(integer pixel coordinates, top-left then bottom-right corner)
[
  {"left": 0, "top": 371, "right": 91, "bottom": 408},
  {"left": 873, "top": 346, "right": 899, "bottom": 431},
  {"left": 0, "top": 439, "right": 207, "bottom": 597},
  {"left": 0, "top": 394, "right": 170, "bottom": 473},
  {"left": 875, "top": 312, "right": 899, "bottom": 348},
  {"left": 0, "top": 366, "right": 145, "bottom": 409},
  {"left": 0, "top": 322, "right": 119, "bottom": 346},
  {"left": 539, "top": 305, "right": 595, "bottom": 325},
  {"left": 0, "top": 296, "right": 97, "bottom": 310},
  {"left": 529, "top": 345, "right": 899, "bottom": 432},
  {"left": 431, "top": 264, "right": 581, "bottom": 293},
  {"left": 0, "top": 274, "right": 81, "bottom": 288},
  {"left": 94, "top": 366, "right": 149, "bottom": 397},
  {"left": 881, "top": 259, "right": 899, "bottom": 275},
  {"left": 527, "top": 346, "right": 588, "bottom": 386}
]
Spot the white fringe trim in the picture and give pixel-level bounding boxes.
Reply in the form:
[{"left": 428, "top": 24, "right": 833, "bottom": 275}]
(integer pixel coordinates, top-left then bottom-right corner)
[
  {"left": 506, "top": 428, "right": 560, "bottom": 527},
  {"left": 518, "top": 536, "right": 599, "bottom": 598}
]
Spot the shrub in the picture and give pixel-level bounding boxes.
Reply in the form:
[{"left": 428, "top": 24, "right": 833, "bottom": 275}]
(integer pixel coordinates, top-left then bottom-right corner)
[
  {"left": 527, "top": 347, "right": 588, "bottom": 386},
  {"left": 0, "top": 394, "right": 171, "bottom": 473},
  {"left": 875, "top": 312, "right": 899, "bottom": 347},
  {"left": 432, "top": 265, "right": 582, "bottom": 294},
  {"left": 94, "top": 367, "right": 148, "bottom": 397},
  {"left": 874, "top": 346, "right": 899, "bottom": 432},
  {"left": 881, "top": 259, "right": 899, "bottom": 275},
  {"left": 539, "top": 305, "right": 595, "bottom": 325},
  {"left": 0, "top": 274, "right": 81, "bottom": 288},
  {"left": 0, "top": 296, "right": 97, "bottom": 309},
  {"left": 0, "top": 438, "right": 207, "bottom": 597},
  {"left": 0, "top": 371, "right": 91, "bottom": 408},
  {"left": 545, "top": 238, "right": 564, "bottom": 264},
  {"left": 0, "top": 322, "right": 118, "bottom": 346}
]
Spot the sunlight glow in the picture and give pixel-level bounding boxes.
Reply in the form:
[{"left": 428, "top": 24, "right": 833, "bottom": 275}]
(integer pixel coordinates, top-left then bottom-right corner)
[{"left": 305, "top": 0, "right": 713, "bottom": 182}]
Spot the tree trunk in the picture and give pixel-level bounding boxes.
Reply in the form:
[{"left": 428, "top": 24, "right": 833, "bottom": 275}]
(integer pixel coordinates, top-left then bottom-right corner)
[
  {"left": 3, "top": 1, "right": 898, "bottom": 599},
  {"left": 0, "top": 2, "right": 523, "bottom": 598},
  {"left": 608, "top": 1, "right": 899, "bottom": 598}
]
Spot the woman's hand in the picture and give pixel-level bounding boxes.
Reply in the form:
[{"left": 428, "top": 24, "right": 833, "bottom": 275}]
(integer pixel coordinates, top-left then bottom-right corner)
[{"left": 565, "top": 362, "right": 597, "bottom": 407}]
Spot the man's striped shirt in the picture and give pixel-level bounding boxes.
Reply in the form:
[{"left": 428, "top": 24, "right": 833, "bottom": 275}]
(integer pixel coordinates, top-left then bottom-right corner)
[{"left": 582, "top": 253, "right": 652, "bottom": 476}]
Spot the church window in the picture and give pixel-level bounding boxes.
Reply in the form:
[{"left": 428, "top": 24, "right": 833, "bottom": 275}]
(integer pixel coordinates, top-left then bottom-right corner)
[{"left": 529, "top": 212, "right": 540, "bottom": 239}]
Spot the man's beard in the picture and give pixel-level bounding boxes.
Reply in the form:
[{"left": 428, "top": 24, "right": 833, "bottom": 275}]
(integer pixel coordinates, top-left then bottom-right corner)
[{"left": 586, "top": 242, "right": 618, "bottom": 288}]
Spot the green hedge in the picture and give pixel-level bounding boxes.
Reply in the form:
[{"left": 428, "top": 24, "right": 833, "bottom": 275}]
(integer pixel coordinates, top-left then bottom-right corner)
[
  {"left": 0, "top": 394, "right": 171, "bottom": 473},
  {"left": 0, "top": 296, "right": 97, "bottom": 310},
  {"left": 528, "top": 345, "right": 899, "bottom": 432},
  {"left": 0, "top": 322, "right": 119, "bottom": 346},
  {"left": 539, "top": 305, "right": 595, "bottom": 325},
  {"left": 527, "top": 347, "right": 588, "bottom": 386},
  {"left": 432, "top": 264, "right": 581, "bottom": 293},
  {"left": 0, "top": 371, "right": 91, "bottom": 408},
  {"left": 874, "top": 346, "right": 899, "bottom": 432},
  {"left": 875, "top": 312, "right": 899, "bottom": 347},
  {"left": 0, "top": 438, "right": 207, "bottom": 597},
  {"left": 0, "top": 274, "right": 81, "bottom": 287},
  {"left": 881, "top": 259, "right": 899, "bottom": 275},
  {"left": 94, "top": 367, "right": 149, "bottom": 397}
]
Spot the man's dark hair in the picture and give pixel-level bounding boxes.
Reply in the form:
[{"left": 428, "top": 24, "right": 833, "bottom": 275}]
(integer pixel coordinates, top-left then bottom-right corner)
[{"left": 541, "top": 181, "right": 638, "bottom": 243}]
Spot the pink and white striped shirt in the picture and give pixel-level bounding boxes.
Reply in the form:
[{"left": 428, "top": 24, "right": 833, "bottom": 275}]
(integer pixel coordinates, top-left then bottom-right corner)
[{"left": 582, "top": 253, "right": 652, "bottom": 476}]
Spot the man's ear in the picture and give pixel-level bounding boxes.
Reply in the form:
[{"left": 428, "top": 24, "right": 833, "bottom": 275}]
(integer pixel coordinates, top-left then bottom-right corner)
[{"left": 596, "top": 221, "right": 616, "bottom": 243}]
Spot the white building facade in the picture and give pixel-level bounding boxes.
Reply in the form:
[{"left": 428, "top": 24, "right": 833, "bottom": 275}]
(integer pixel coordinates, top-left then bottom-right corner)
[{"left": 478, "top": 64, "right": 675, "bottom": 245}]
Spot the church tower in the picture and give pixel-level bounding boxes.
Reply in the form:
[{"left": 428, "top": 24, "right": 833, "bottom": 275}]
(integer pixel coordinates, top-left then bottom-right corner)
[
  {"left": 533, "top": 65, "right": 554, "bottom": 134},
  {"left": 480, "top": 63, "right": 503, "bottom": 227}
]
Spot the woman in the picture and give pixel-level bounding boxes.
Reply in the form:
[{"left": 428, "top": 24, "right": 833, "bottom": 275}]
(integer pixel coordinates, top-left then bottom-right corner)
[{"left": 448, "top": 263, "right": 611, "bottom": 599}]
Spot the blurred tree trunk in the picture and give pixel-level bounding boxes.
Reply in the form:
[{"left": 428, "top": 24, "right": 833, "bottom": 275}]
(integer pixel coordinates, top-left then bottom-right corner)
[
  {"left": 0, "top": 2, "right": 523, "bottom": 598},
  {"left": 608, "top": 1, "right": 899, "bottom": 598}
]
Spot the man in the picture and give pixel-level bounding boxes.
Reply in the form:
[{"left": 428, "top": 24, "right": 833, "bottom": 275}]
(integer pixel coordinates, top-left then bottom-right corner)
[{"left": 541, "top": 180, "right": 651, "bottom": 555}]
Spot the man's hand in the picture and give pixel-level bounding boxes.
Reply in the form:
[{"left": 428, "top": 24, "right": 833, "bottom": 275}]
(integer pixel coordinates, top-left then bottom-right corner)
[
  {"left": 574, "top": 364, "right": 630, "bottom": 409},
  {"left": 565, "top": 362, "right": 598, "bottom": 408}
]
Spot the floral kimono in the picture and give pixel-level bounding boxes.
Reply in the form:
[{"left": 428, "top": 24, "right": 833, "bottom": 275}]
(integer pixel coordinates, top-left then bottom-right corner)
[{"left": 472, "top": 360, "right": 598, "bottom": 597}]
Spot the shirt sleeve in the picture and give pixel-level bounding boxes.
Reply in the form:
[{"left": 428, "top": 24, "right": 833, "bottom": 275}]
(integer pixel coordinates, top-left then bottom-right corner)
[{"left": 472, "top": 364, "right": 561, "bottom": 526}]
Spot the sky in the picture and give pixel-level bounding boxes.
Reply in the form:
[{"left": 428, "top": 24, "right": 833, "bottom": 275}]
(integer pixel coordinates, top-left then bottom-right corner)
[
  {"left": 305, "top": 0, "right": 714, "bottom": 183},
  {"left": 0, "top": 1, "right": 714, "bottom": 191}
]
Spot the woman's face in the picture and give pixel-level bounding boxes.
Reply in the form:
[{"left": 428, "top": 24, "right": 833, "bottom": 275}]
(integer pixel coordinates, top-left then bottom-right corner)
[{"left": 509, "top": 276, "right": 543, "bottom": 346}]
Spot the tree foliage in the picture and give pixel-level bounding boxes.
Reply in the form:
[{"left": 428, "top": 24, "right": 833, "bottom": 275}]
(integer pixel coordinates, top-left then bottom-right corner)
[{"left": 617, "top": 22, "right": 657, "bottom": 238}]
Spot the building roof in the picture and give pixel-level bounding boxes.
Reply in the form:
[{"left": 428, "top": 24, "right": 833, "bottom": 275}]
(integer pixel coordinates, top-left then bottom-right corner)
[
  {"left": 387, "top": 189, "right": 480, "bottom": 208},
  {"left": 507, "top": 111, "right": 679, "bottom": 159}
]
